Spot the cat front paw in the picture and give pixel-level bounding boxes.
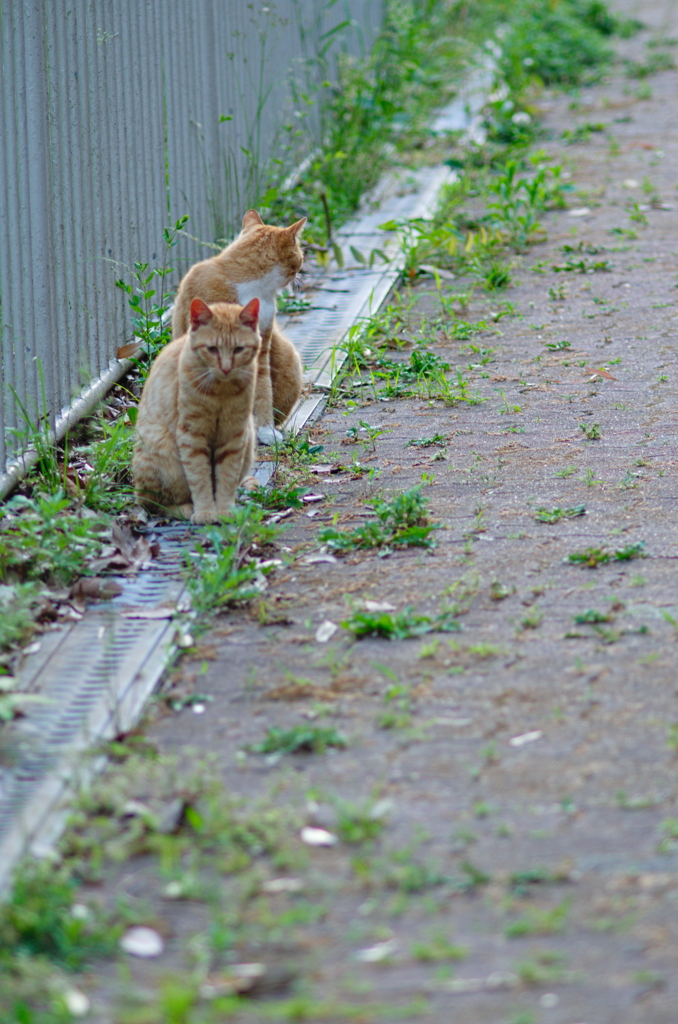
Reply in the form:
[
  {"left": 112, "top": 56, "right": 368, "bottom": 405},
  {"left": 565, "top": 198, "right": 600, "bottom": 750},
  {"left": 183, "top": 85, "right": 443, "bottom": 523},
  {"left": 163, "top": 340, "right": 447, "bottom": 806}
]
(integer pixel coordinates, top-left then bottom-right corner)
[
  {"left": 191, "top": 508, "right": 218, "bottom": 525},
  {"left": 257, "top": 424, "right": 285, "bottom": 446}
]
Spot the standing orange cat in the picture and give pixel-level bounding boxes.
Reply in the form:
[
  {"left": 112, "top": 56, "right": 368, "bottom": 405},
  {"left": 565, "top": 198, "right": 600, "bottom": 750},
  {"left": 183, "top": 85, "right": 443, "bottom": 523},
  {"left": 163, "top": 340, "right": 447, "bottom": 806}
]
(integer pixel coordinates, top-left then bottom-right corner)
[
  {"left": 171, "top": 210, "right": 306, "bottom": 441},
  {"left": 133, "top": 298, "right": 261, "bottom": 523}
]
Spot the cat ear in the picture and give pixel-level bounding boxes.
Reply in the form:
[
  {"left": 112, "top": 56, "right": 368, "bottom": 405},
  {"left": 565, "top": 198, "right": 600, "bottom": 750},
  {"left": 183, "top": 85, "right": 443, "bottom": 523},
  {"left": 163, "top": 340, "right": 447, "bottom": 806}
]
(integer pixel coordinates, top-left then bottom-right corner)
[
  {"left": 239, "top": 297, "right": 260, "bottom": 330},
  {"left": 241, "top": 209, "right": 263, "bottom": 232},
  {"left": 190, "top": 298, "right": 213, "bottom": 329},
  {"left": 287, "top": 217, "right": 307, "bottom": 238}
]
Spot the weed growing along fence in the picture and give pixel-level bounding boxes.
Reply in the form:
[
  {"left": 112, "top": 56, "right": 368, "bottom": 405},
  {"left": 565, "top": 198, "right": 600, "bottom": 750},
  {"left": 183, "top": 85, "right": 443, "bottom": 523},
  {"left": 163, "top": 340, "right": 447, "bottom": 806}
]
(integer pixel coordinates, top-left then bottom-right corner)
[{"left": 0, "top": 0, "right": 382, "bottom": 492}]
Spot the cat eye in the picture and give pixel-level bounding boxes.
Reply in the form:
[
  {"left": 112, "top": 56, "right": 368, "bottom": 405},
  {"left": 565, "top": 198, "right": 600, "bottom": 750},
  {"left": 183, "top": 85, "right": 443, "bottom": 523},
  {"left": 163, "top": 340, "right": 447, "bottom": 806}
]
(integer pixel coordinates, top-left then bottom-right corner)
[
  {"left": 207, "top": 345, "right": 219, "bottom": 354},
  {"left": 233, "top": 346, "right": 244, "bottom": 353}
]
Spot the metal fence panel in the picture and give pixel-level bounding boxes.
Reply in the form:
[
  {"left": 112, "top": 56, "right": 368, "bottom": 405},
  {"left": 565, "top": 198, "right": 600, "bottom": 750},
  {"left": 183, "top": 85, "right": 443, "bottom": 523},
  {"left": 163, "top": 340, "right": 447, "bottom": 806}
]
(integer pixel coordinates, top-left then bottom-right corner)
[{"left": 0, "top": 0, "right": 383, "bottom": 486}]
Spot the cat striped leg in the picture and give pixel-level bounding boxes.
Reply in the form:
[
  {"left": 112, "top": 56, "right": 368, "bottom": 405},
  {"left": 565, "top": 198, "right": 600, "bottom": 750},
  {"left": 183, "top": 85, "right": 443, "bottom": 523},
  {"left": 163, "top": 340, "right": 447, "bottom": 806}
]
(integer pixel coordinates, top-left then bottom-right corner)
[{"left": 176, "top": 430, "right": 218, "bottom": 524}]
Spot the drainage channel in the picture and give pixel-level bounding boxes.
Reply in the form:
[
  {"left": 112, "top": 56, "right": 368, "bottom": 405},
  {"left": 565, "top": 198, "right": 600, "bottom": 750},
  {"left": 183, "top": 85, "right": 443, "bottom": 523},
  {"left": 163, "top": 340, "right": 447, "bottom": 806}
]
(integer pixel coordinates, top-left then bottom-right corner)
[{"left": 0, "top": 57, "right": 496, "bottom": 891}]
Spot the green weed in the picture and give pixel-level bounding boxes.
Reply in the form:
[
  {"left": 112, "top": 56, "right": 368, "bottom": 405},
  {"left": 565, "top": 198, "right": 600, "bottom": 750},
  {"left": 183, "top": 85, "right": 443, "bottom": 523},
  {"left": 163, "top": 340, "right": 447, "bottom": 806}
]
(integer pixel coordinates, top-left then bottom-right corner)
[
  {"left": 249, "top": 726, "right": 346, "bottom": 755},
  {"left": 335, "top": 799, "right": 390, "bottom": 845},
  {"left": 473, "top": 257, "right": 513, "bottom": 291},
  {"left": 500, "top": 1, "right": 614, "bottom": 88},
  {"left": 184, "top": 504, "right": 281, "bottom": 616},
  {"left": 115, "top": 215, "right": 188, "bottom": 370},
  {"left": 406, "top": 434, "right": 447, "bottom": 448},
  {"left": 562, "top": 121, "right": 606, "bottom": 144},
  {"left": 520, "top": 605, "right": 543, "bottom": 630},
  {"left": 0, "top": 583, "right": 41, "bottom": 659},
  {"left": 7, "top": 366, "right": 64, "bottom": 494},
  {"left": 568, "top": 542, "right": 645, "bottom": 567},
  {"left": 516, "top": 951, "right": 569, "bottom": 986},
  {"left": 0, "top": 673, "right": 46, "bottom": 722},
  {"left": 342, "top": 607, "right": 460, "bottom": 641},
  {"left": 505, "top": 899, "right": 571, "bottom": 938},
  {"left": 0, "top": 492, "right": 109, "bottom": 587},
  {"left": 247, "top": 485, "right": 309, "bottom": 510},
  {"left": 0, "top": 859, "right": 116, "bottom": 970},
  {"left": 377, "top": 678, "right": 413, "bottom": 730},
  {"left": 68, "top": 411, "right": 136, "bottom": 514},
  {"left": 345, "top": 420, "right": 390, "bottom": 452},
  {"left": 319, "top": 487, "right": 435, "bottom": 554},
  {"left": 657, "top": 818, "right": 678, "bottom": 854},
  {"left": 625, "top": 52, "right": 675, "bottom": 78},
  {"left": 486, "top": 161, "right": 549, "bottom": 250},
  {"left": 574, "top": 608, "right": 612, "bottom": 624},
  {"left": 412, "top": 936, "right": 467, "bottom": 962},
  {"left": 276, "top": 291, "right": 312, "bottom": 315},
  {"left": 534, "top": 504, "right": 585, "bottom": 524},
  {"left": 554, "top": 257, "right": 612, "bottom": 273},
  {"left": 277, "top": 434, "right": 325, "bottom": 465},
  {"left": 579, "top": 421, "right": 601, "bottom": 440}
]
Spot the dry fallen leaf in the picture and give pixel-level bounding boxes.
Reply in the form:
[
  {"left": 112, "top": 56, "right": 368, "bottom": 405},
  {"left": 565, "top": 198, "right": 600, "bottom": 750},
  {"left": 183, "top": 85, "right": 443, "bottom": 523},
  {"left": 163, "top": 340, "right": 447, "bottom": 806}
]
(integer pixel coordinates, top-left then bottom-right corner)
[
  {"left": 117, "top": 340, "right": 143, "bottom": 360},
  {"left": 70, "top": 578, "right": 123, "bottom": 602},
  {"left": 87, "top": 523, "right": 160, "bottom": 574},
  {"left": 583, "top": 366, "right": 617, "bottom": 381}
]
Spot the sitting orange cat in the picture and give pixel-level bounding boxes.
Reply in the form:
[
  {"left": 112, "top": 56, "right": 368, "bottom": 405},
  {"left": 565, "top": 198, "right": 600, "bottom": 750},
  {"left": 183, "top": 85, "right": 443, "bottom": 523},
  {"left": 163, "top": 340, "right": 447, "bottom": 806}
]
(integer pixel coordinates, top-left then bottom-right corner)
[
  {"left": 133, "top": 298, "right": 260, "bottom": 523},
  {"left": 171, "top": 210, "right": 305, "bottom": 441}
]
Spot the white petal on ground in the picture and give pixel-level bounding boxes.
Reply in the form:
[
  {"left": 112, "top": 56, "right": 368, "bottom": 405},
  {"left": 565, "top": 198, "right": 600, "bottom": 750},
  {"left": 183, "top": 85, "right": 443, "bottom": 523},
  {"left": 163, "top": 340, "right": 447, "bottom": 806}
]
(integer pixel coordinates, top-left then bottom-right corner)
[
  {"left": 315, "top": 620, "right": 338, "bottom": 643},
  {"left": 62, "top": 988, "right": 90, "bottom": 1016},
  {"left": 262, "top": 877, "right": 304, "bottom": 893},
  {"left": 119, "top": 926, "right": 164, "bottom": 958},
  {"left": 363, "top": 600, "right": 396, "bottom": 612},
  {"left": 568, "top": 207, "right": 591, "bottom": 217},
  {"left": 300, "top": 825, "right": 338, "bottom": 846},
  {"left": 354, "top": 938, "right": 398, "bottom": 962},
  {"left": 509, "top": 730, "right": 542, "bottom": 747}
]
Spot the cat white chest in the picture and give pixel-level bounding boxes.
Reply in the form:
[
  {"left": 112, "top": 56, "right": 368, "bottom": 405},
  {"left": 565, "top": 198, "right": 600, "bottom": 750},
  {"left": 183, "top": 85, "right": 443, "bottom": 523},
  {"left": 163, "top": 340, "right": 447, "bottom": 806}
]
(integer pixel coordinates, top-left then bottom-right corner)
[{"left": 235, "top": 266, "right": 287, "bottom": 333}]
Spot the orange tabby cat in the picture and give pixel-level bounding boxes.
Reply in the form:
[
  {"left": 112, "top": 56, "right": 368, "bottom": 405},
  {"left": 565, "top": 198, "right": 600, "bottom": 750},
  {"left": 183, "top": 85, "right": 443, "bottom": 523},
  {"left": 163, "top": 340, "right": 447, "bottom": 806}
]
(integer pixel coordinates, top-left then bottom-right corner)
[
  {"left": 133, "top": 298, "right": 261, "bottom": 523},
  {"left": 171, "top": 210, "right": 306, "bottom": 438}
]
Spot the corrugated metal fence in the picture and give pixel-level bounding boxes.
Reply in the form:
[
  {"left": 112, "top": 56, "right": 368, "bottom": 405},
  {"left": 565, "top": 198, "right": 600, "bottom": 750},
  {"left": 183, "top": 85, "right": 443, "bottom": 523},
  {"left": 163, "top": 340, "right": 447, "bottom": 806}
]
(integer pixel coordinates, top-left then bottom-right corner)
[{"left": 0, "top": 0, "right": 383, "bottom": 490}]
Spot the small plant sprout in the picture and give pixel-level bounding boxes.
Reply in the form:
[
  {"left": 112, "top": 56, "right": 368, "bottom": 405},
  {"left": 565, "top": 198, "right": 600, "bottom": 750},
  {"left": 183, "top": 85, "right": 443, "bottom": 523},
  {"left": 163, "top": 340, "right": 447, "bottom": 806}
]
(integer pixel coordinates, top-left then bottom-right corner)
[
  {"left": 568, "top": 541, "right": 646, "bottom": 568},
  {"left": 534, "top": 505, "right": 586, "bottom": 524},
  {"left": 319, "top": 487, "right": 435, "bottom": 554},
  {"left": 520, "top": 605, "right": 543, "bottom": 630},
  {"left": 342, "top": 607, "right": 460, "bottom": 641},
  {"left": 345, "top": 420, "right": 390, "bottom": 452},
  {"left": 406, "top": 434, "right": 447, "bottom": 448},
  {"left": 249, "top": 726, "right": 347, "bottom": 755},
  {"left": 579, "top": 421, "right": 601, "bottom": 440}
]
